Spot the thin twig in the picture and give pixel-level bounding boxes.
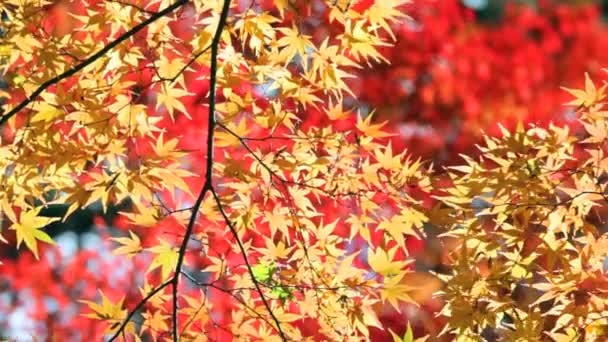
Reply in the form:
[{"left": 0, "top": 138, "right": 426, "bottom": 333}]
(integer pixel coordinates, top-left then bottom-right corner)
[
  {"left": 210, "top": 188, "right": 288, "bottom": 340},
  {"left": 107, "top": 280, "right": 173, "bottom": 341}
]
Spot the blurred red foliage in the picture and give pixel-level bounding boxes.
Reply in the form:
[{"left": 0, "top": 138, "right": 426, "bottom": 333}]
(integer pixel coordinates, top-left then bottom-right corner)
[{"left": 353, "top": 0, "right": 608, "bottom": 160}]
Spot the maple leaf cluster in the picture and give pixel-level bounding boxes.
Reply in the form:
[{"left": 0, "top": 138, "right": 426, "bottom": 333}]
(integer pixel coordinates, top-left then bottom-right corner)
[
  {"left": 0, "top": 0, "right": 427, "bottom": 340},
  {"left": 435, "top": 73, "right": 608, "bottom": 341},
  {"left": 3, "top": 0, "right": 608, "bottom": 341}
]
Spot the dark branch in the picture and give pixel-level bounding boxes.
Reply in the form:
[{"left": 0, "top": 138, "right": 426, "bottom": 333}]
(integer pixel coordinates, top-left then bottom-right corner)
[
  {"left": 107, "top": 280, "right": 173, "bottom": 341},
  {"left": 45, "top": 0, "right": 288, "bottom": 339},
  {"left": 181, "top": 270, "right": 280, "bottom": 336},
  {"left": 171, "top": 0, "right": 232, "bottom": 341},
  {"left": 210, "top": 189, "right": 288, "bottom": 340},
  {"left": 0, "top": 0, "right": 189, "bottom": 127},
  {"left": 169, "top": 0, "right": 288, "bottom": 338},
  {"left": 160, "top": 44, "right": 214, "bottom": 84},
  {"left": 218, "top": 122, "right": 368, "bottom": 198}
]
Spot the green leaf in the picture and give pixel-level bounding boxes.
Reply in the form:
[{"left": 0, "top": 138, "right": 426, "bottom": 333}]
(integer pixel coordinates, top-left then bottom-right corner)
[
  {"left": 252, "top": 262, "right": 274, "bottom": 283},
  {"left": 271, "top": 285, "right": 293, "bottom": 303}
]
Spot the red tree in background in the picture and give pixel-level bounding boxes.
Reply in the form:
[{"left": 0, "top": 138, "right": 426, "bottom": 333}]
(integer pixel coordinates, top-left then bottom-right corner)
[{"left": 354, "top": 0, "right": 608, "bottom": 159}]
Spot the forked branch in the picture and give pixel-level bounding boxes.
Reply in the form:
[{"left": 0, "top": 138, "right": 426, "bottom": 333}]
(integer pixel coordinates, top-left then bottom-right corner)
[{"left": 108, "top": 0, "right": 287, "bottom": 340}]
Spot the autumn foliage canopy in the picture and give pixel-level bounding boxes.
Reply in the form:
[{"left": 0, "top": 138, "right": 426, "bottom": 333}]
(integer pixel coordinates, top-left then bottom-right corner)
[{"left": 4, "top": 0, "right": 608, "bottom": 341}]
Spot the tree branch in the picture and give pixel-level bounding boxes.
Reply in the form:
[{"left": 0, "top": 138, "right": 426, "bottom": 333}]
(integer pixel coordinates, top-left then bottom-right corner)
[
  {"left": 107, "top": 279, "right": 173, "bottom": 341},
  {"left": 170, "top": 0, "right": 232, "bottom": 341},
  {"left": 0, "top": 0, "right": 189, "bottom": 127},
  {"left": 210, "top": 188, "right": 288, "bottom": 340},
  {"left": 168, "top": 0, "right": 287, "bottom": 339},
  {"left": 37, "top": 0, "right": 288, "bottom": 339}
]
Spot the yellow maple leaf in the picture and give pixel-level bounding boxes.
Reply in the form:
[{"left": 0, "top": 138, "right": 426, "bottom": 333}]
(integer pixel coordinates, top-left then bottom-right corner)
[
  {"left": 147, "top": 239, "right": 179, "bottom": 280},
  {"left": 150, "top": 132, "right": 184, "bottom": 158},
  {"left": 121, "top": 204, "right": 161, "bottom": 227},
  {"left": 261, "top": 206, "right": 290, "bottom": 236},
  {"left": 31, "top": 102, "right": 63, "bottom": 123},
  {"left": 181, "top": 292, "right": 209, "bottom": 330},
  {"left": 256, "top": 237, "right": 294, "bottom": 260},
  {"left": 348, "top": 297, "right": 383, "bottom": 338},
  {"left": 139, "top": 282, "right": 172, "bottom": 309},
  {"left": 368, "top": 246, "right": 411, "bottom": 277},
  {"left": 11, "top": 207, "right": 58, "bottom": 259},
  {"left": 374, "top": 143, "right": 404, "bottom": 170},
  {"left": 562, "top": 72, "right": 606, "bottom": 108},
  {"left": 324, "top": 102, "right": 353, "bottom": 121},
  {"left": 215, "top": 119, "right": 250, "bottom": 147},
  {"left": 110, "top": 230, "right": 142, "bottom": 258},
  {"left": 156, "top": 84, "right": 192, "bottom": 121},
  {"left": 366, "top": 0, "right": 410, "bottom": 40},
  {"left": 80, "top": 291, "right": 127, "bottom": 332},
  {"left": 288, "top": 187, "right": 317, "bottom": 216},
  {"left": 356, "top": 112, "right": 395, "bottom": 139},
  {"left": 142, "top": 310, "right": 170, "bottom": 336},
  {"left": 277, "top": 27, "right": 315, "bottom": 67},
  {"left": 380, "top": 273, "right": 418, "bottom": 311},
  {"left": 157, "top": 55, "right": 187, "bottom": 87},
  {"left": 378, "top": 208, "right": 426, "bottom": 249},
  {"left": 342, "top": 19, "right": 390, "bottom": 63}
]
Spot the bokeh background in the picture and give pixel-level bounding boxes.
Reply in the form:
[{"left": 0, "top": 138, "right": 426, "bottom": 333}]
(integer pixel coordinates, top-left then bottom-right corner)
[{"left": 3, "top": 0, "right": 608, "bottom": 339}]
